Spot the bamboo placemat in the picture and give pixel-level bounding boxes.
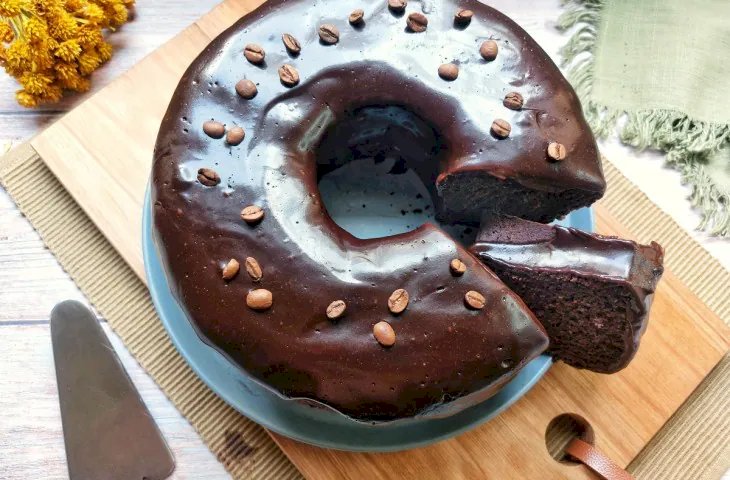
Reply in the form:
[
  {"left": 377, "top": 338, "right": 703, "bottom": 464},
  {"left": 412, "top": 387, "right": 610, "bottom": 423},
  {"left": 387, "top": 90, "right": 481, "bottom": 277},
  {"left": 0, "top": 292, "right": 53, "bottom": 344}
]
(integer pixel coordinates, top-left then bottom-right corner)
[{"left": 1, "top": 143, "right": 728, "bottom": 479}]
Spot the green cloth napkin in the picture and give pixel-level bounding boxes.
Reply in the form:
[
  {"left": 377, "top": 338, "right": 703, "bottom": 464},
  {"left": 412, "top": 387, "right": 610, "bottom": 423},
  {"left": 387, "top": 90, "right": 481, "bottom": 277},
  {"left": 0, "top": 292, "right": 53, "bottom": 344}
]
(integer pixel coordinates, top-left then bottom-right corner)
[{"left": 558, "top": 0, "right": 730, "bottom": 235}]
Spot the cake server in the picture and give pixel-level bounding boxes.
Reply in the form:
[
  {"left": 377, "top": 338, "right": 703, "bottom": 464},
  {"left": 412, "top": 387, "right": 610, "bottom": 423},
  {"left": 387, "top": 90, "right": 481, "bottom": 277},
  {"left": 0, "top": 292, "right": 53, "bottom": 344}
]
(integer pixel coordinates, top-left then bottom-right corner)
[{"left": 51, "top": 300, "right": 175, "bottom": 480}]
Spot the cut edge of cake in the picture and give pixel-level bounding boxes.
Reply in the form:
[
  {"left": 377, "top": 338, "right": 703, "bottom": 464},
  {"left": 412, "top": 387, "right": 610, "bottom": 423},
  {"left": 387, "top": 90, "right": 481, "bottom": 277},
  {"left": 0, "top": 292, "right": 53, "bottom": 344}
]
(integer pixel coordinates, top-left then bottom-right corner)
[{"left": 469, "top": 214, "right": 664, "bottom": 373}]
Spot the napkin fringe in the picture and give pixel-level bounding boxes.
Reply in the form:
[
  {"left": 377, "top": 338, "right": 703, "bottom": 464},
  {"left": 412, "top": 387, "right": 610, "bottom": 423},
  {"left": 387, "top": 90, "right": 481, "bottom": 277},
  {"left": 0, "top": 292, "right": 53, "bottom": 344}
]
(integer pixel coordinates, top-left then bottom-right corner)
[{"left": 558, "top": 0, "right": 730, "bottom": 236}]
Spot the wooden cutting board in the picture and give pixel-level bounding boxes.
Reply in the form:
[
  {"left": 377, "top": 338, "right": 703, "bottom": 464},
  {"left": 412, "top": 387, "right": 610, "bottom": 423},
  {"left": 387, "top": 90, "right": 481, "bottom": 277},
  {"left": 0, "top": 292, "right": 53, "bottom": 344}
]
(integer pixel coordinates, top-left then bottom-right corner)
[{"left": 26, "top": 0, "right": 729, "bottom": 478}]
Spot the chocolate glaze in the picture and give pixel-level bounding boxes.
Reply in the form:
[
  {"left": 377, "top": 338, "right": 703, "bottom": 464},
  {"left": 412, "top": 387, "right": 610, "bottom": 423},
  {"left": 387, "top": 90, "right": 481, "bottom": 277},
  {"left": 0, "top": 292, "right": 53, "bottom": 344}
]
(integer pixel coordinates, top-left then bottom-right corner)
[
  {"left": 470, "top": 215, "right": 664, "bottom": 372},
  {"left": 148, "top": 0, "right": 610, "bottom": 420}
]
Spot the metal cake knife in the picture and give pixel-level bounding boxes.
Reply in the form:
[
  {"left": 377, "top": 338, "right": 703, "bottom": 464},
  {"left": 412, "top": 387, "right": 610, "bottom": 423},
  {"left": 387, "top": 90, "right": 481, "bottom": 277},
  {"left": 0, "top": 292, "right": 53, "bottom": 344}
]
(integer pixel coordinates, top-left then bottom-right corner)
[{"left": 51, "top": 300, "right": 175, "bottom": 480}]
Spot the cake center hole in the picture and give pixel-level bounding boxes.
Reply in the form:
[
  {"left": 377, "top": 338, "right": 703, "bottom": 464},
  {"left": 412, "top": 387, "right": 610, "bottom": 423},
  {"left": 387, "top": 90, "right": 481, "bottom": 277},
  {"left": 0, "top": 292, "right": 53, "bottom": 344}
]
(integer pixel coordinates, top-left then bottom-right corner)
[
  {"left": 317, "top": 105, "right": 472, "bottom": 241},
  {"left": 318, "top": 157, "right": 435, "bottom": 239}
]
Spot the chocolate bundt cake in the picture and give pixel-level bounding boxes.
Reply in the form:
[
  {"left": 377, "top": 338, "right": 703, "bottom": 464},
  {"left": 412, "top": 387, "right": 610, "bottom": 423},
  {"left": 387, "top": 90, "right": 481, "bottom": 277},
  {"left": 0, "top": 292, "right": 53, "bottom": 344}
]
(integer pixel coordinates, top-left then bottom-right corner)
[
  {"left": 152, "top": 0, "right": 606, "bottom": 421},
  {"left": 470, "top": 215, "right": 665, "bottom": 373}
]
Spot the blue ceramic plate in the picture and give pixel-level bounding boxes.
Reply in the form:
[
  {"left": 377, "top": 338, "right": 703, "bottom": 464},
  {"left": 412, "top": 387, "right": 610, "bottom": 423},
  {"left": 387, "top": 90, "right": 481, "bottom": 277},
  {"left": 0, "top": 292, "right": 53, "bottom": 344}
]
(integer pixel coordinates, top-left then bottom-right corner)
[{"left": 143, "top": 170, "right": 594, "bottom": 452}]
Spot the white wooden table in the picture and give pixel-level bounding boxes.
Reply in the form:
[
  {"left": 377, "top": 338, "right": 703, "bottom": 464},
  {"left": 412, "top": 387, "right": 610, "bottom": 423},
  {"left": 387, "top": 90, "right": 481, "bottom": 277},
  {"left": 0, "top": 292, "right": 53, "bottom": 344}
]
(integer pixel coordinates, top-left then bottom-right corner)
[
  {"left": 0, "top": 2, "right": 231, "bottom": 479},
  {"left": 1, "top": 1, "right": 727, "bottom": 479}
]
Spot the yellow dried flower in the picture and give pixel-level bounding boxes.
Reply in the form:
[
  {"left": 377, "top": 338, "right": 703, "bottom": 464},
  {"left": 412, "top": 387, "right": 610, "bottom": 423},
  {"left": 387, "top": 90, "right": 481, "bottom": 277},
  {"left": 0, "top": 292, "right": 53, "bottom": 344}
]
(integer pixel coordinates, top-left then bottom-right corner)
[
  {"left": 0, "top": 0, "right": 22, "bottom": 18},
  {"left": 28, "top": 43, "right": 54, "bottom": 70},
  {"left": 29, "top": 0, "right": 51, "bottom": 17},
  {"left": 71, "top": 75, "right": 90, "bottom": 92},
  {"left": 55, "top": 39, "right": 81, "bottom": 61},
  {"left": 96, "top": 39, "right": 111, "bottom": 61},
  {"left": 4, "top": 40, "right": 32, "bottom": 74},
  {"left": 16, "top": 90, "right": 38, "bottom": 107},
  {"left": 109, "top": 3, "right": 127, "bottom": 27},
  {"left": 44, "top": 83, "right": 64, "bottom": 102},
  {"left": 0, "top": 0, "right": 135, "bottom": 107},
  {"left": 54, "top": 61, "right": 78, "bottom": 80},
  {"left": 81, "top": 3, "right": 104, "bottom": 24},
  {"left": 77, "top": 24, "right": 102, "bottom": 46},
  {"left": 65, "top": 0, "right": 86, "bottom": 11},
  {"left": 77, "top": 50, "right": 99, "bottom": 75},
  {"left": 0, "top": 22, "right": 14, "bottom": 42},
  {"left": 19, "top": 71, "right": 53, "bottom": 94},
  {"left": 24, "top": 17, "right": 48, "bottom": 44},
  {"left": 47, "top": 10, "right": 79, "bottom": 41}
]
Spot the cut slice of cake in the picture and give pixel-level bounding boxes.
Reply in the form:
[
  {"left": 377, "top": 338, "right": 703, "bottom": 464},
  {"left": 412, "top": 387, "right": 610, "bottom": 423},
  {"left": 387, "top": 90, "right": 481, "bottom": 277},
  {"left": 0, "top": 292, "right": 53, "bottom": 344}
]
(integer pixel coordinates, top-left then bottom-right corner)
[{"left": 469, "top": 215, "right": 664, "bottom": 373}]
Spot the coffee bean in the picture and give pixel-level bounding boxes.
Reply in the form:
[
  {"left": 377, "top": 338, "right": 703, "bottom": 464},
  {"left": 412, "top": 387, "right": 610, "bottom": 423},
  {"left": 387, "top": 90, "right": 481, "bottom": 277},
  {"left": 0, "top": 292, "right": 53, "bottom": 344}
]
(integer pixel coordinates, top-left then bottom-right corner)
[
  {"left": 222, "top": 259, "right": 240, "bottom": 280},
  {"left": 197, "top": 168, "right": 220, "bottom": 186},
  {"left": 491, "top": 119, "right": 511, "bottom": 139},
  {"left": 407, "top": 12, "right": 428, "bottom": 32},
  {"left": 235, "top": 79, "right": 258, "bottom": 99},
  {"left": 450, "top": 258, "right": 467, "bottom": 276},
  {"left": 503, "top": 91, "right": 524, "bottom": 110},
  {"left": 388, "top": 288, "right": 409, "bottom": 314},
  {"left": 326, "top": 300, "right": 346, "bottom": 320},
  {"left": 438, "top": 63, "right": 459, "bottom": 81},
  {"left": 246, "top": 289, "right": 272, "bottom": 311},
  {"left": 547, "top": 142, "right": 567, "bottom": 161},
  {"left": 244, "top": 43, "right": 265, "bottom": 64},
  {"left": 226, "top": 126, "right": 245, "bottom": 146},
  {"left": 480, "top": 40, "right": 498, "bottom": 61},
  {"left": 455, "top": 9, "right": 473, "bottom": 25},
  {"left": 349, "top": 9, "right": 365, "bottom": 25},
  {"left": 318, "top": 24, "right": 340, "bottom": 45},
  {"left": 465, "top": 290, "right": 486, "bottom": 310},
  {"left": 278, "top": 64, "right": 300, "bottom": 87},
  {"left": 388, "top": 0, "right": 407, "bottom": 13},
  {"left": 373, "top": 321, "right": 396, "bottom": 347},
  {"left": 282, "top": 33, "right": 301, "bottom": 54},
  {"left": 203, "top": 120, "right": 225, "bottom": 139},
  {"left": 245, "top": 256, "right": 263, "bottom": 281},
  {"left": 241, "top": 205, "right": 264, "bottom": 225}
]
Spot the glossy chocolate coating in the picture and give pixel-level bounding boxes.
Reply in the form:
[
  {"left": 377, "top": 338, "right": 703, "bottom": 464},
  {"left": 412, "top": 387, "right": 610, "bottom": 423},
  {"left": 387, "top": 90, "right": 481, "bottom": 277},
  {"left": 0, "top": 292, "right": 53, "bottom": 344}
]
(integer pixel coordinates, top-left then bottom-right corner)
[
  {"left": 470, "top": 215, "right": 665, "bottom": 372},
  {"left": 148, "top": 0, "right": 613, "bottom": 420}
]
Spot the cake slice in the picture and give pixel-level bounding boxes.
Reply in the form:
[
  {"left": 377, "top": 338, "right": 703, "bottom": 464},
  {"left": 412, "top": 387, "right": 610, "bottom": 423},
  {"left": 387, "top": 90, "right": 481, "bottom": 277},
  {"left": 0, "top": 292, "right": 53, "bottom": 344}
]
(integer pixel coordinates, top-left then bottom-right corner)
[{"left": 469, "top": 215, "right": 664, "bottom": 373}]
